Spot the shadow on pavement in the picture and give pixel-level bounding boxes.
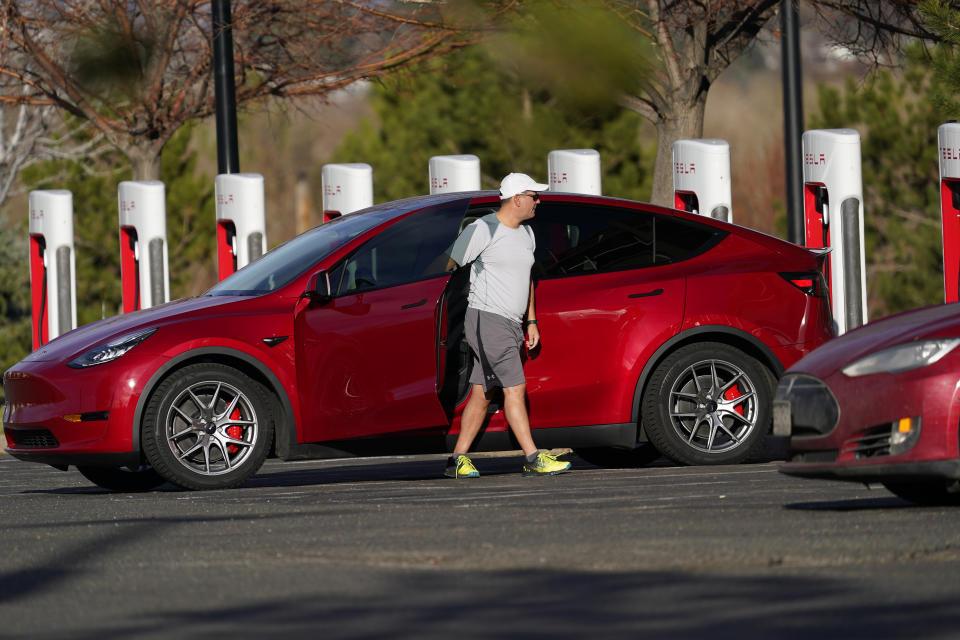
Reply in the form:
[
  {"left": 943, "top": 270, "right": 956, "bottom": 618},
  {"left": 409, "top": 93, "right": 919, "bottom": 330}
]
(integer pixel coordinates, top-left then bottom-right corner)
[
  {"left": 22, "top": 433, "right": 788, "bottom": 494},
  {"left": 784, "top": 496, "right": 916, "bottom": 511},
  {"left": 11, "top": 566, "right": 960, "bottom": 639}
]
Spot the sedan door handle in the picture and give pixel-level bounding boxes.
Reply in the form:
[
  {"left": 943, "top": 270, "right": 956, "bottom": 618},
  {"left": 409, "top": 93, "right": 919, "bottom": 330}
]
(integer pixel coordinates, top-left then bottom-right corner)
[
  {"left": 628, "top": 289, "right": 664, "bottom": 299},
  {"left": 401, "top": 298, "right": 427, "bottom": 310}
]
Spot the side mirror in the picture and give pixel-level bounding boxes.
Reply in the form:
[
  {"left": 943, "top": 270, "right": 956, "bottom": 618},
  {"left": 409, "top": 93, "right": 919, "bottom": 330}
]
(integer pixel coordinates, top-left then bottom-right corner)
[{"left": 302, "top": 271, "right": 332, "bottom": 303}]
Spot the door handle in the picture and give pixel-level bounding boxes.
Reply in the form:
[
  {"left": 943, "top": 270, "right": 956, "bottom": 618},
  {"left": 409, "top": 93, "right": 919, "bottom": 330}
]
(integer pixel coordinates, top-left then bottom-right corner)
[
  {"left": 401, "top": 298, "right": 427, "bottom": 309},
  {"left": 628, "top": 289, "right": 664, "bottom": 299}
]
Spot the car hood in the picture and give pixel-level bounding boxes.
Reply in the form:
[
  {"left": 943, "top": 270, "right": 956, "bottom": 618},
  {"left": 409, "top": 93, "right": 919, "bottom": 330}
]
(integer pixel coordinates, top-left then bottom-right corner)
[
  {"left": 22, "top": 295, "right": 250, "bottom": 363},
  {"left": 787, "top": 302, "right": 960, "bottom": 377}
]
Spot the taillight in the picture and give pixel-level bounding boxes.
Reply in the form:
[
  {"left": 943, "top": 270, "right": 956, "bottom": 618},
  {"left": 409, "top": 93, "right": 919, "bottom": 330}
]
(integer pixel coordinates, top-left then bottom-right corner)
[{"left": 779, "top": 271, "right": 828, "bottom": 298}]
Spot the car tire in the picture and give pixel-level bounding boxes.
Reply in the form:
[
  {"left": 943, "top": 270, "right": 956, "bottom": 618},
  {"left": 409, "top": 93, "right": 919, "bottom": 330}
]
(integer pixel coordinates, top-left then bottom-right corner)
[
  {"left": 641, "top": 342, "right": 773, "bottom": 466},
  {"left": 77, "top": 465, "right": 166, "bottom": 492},
  {"left": 574, "top": 444, "right": 662, "bottom": 468},
  {"left": 141, "top": 363, "right": 274, "bottom": 490},
  {"left": 882, "top": 480, "right": 960, "bottom": 506}
]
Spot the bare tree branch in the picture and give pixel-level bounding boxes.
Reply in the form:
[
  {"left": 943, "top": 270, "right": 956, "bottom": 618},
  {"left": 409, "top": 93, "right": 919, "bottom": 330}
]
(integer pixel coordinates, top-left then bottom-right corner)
[{"left": 0, "top": 0, "right": 477, "bottom": 180}]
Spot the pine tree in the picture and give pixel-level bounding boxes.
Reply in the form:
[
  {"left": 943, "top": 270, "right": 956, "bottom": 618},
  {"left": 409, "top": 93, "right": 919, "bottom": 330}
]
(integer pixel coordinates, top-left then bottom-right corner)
[{"left": 808, "top": 45, "right": 948, "bottom": 318}]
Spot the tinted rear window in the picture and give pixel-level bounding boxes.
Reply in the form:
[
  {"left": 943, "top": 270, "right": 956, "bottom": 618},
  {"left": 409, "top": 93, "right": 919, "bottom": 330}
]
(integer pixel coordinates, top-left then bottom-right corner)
[
  {"left": 654, "top": 215, "right": 726, "bottom": 264},
  {"left": 524, "top": 203, "right": 725, "bottom": 278}
]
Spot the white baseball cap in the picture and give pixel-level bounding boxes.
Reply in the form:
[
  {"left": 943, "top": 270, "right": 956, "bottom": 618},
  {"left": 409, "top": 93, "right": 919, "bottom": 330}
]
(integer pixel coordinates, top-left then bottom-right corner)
[{"left": 499, "top": 173, "right": 549, "bottom": 199}]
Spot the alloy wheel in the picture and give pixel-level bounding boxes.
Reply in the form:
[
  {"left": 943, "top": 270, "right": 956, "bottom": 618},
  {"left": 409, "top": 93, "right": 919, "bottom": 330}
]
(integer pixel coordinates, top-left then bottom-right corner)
[
  {"left": 163, "top": 379, "right": 259, "bottom": 476},
  {"left": 666, "top": 358, "right": 759, "bottom": 455}
]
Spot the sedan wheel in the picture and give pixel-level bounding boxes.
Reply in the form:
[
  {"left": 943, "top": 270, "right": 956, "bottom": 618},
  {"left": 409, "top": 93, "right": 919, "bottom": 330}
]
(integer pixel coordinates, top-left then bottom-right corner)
[
  {"left": 142, "top": 363, "right": 273, "bottom": 490},
  {"left": 642, "top": 342, "right": 773, "bottom": 465}
]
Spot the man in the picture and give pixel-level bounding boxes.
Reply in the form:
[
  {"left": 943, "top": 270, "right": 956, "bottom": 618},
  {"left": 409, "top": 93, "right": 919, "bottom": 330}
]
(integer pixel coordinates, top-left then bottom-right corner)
[{"left": 444, "top": 173, "right": 572, "bottom": 478}]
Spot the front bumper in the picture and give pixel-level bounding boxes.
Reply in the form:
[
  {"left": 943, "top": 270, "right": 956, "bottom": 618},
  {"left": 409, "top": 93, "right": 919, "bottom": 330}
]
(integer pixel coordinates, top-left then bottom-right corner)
[
  {"left": 781, "top": 458, "right": 960, "bottom": 483},
  {"left": 2, "top": 355, "right": 157, "bottom": 467},
  {"left": 776, "top": 367, "right": 960, "bottom": 481}
]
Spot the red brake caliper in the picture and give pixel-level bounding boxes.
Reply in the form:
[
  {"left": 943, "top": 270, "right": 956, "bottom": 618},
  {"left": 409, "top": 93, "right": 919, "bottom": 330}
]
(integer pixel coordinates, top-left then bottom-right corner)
[
  {"left": 226, "top": 408, "right": 243, "bottom": 454},
  {"left": 723, "top": 385, "right": 745, "bottom": 416}
]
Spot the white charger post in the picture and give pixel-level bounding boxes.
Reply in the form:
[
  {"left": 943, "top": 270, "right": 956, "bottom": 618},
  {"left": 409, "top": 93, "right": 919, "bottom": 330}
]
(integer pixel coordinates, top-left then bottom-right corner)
[
  {"left": 672, "top": 139, "right": 733, "bottom": 223},
  {"left": 801, "top": 129, "right": 867, "bottom": 334},
  {"left": 215, "top": 173, "right": 267, "bottom": 281},
  {"left": 429, "top": 155, "right": 481, "bottom": 194},
  {"left": 938, "top": 122, "right": 960, "bottom": 303},
  {"left": 321, "top": 163, "right": 373, "bottom": 222},
  {"left": 28, "top": 190, "right": 77, "bottom": 348},
  {"left": 118, "top": 181, "right": 170, "bottom": 312},
  {"left": 547, "top": 149, "right": 601, "bottom": 195}
]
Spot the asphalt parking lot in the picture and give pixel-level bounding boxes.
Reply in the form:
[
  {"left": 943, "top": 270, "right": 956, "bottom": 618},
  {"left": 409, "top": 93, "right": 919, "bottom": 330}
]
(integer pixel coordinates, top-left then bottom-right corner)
[{"left": 3, "top": 449, "right": 960, "bottom": 638}]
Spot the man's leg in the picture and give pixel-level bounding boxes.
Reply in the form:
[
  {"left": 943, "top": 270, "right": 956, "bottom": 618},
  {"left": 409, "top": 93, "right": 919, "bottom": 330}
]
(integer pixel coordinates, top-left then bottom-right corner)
[
  {"left": 502, "top": 383, "right": 538, "bottom": 457},
  {"left": 504, "top": 383, "right": 571, "bottom": 476},
  {"left": 452, "top": 384, "right": 491, "bottom": 455}
]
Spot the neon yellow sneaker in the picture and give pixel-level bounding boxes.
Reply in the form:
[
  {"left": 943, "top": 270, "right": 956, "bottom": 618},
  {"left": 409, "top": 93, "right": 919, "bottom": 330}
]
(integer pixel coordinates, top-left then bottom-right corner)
[
  {"left": 522, "top": 451, "right": 572, "bottom": 477},
  {"left": 444, "top": 454, "right": 480, "bottom": 478}
]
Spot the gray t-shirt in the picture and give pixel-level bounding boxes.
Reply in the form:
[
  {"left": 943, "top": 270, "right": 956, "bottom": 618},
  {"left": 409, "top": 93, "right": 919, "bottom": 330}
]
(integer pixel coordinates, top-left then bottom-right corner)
[{"left": 448, "top": 213, "right": 535, "bottom": 324}]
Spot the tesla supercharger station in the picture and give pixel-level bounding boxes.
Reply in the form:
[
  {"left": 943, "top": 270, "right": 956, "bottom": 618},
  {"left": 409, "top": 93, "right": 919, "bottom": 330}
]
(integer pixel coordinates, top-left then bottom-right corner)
[
  {"left": 28, "top": 190, "right": 77, "bottom": 349},
  {"left": 321, "top": 163, "right": 373, "bottom": 222},
  {"left": 802, "top": 128, "right": 868, "bottom": 335},
  {"left": 118, "top": 180, "right": 170, "bottom": 313},
  {"left": 938, "top": 122, "right": 960, "bottom": 303},
  {"left": 547, "top": 149, "right": 601, "bottom": 195},
  {"left": 215, "top": 173, "right": 267, "bottom": 281},
  {"left": 671, "top": 139, "right": 732, "bottom": 222},
  {"left": 429, "top": 155, "right": 481, "bottom": 194}
]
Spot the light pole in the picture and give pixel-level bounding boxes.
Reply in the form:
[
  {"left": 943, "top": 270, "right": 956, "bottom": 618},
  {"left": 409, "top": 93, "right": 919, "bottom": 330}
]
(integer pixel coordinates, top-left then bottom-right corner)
[
  {"left": 781, "top": 0, "right": 804, "bottom": 244},
  {"left": 212, "top": 0, "right": 239, "bottom": 175}
]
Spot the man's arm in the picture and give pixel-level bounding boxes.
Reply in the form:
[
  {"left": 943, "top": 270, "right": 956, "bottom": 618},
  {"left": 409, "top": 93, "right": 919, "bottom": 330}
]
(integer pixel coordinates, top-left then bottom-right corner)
[
  {"left": 525, "top": 278, "right": 539, "bottom": 349},
  {"left": 447, "top": 220, "right": 489, "bottom": 268}
]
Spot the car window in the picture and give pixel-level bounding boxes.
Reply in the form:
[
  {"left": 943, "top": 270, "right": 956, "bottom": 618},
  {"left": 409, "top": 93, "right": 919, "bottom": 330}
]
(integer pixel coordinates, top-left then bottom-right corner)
[
  {"left": 525, "top": 203, "right": 653, "bottom": 277},
  {"left": 653, "top": 215, "right": 725, "bottom": 264},
  {"left": 206, "top": 202, "right": 407, "bottom": 296},
  {"left": 333, "top": 203, "right": 467, "bottom": 295},
  {"left": 526, "top": 203, "right": 725, "bottom": 278}
]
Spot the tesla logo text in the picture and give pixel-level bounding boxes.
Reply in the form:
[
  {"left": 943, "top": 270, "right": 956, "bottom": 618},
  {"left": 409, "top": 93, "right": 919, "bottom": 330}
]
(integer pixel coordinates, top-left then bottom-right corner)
[
  {"left": 431, "top": 177, "right": 449, "bottom": 190},
  {"left": 119, "top": 199, "right": 136, "bottom": 212},
  {"left": 216, "top": 193, "right": 235, "bottom": 206},
  {"left": 941, "top": 147, "right": 960, "bottom": 161},
  {"left": 674, "top": 162, "right": 695, "bottom": 175},
  {"left": 549, "top": 171, "right": 569, "bottom": 183},
  {"left": 324, "top": 184, "right": 343, "bottom": 196},
  {"left": 804, "top": 153, "right": 827, "bottom": 166}
]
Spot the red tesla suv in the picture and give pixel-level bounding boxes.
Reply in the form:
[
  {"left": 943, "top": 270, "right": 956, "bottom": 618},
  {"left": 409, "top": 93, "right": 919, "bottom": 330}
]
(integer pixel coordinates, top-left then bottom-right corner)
[
  {"left": 2, "top": 192, "right": 833, "bottom": 490},
  {"left": 778, "top": 302, "right": 960, "bottom": 505}
]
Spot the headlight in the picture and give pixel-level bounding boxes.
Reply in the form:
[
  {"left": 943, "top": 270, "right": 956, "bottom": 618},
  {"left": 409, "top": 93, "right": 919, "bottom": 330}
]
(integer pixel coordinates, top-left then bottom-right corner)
[
  {"left": 67, "top": 328, "right": 157, "bottom": 369},
  {"left": 842, "top": 338, "right": 960, "bottom": 377}
]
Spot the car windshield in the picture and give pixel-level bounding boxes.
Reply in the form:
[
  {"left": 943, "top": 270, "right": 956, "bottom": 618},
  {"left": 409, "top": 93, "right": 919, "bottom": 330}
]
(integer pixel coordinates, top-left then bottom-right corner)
[{"left": 205, "top": 199, "right": 428, "bottom": 296}]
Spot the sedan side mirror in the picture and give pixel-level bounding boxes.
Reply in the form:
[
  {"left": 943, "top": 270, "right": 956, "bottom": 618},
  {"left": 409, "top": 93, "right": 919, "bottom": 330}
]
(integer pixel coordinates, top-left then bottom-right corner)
[{"left": 302, "top": 271, "right": 332, "bottom": 304}]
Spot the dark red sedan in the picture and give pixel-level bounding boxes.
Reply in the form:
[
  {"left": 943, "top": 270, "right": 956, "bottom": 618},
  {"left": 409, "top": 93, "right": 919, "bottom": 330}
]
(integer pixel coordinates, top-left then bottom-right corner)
[
  {"left": 778, "top": 302, "right": 960, "bottom": 504},
  {"left": 3, "top": 191, "right": 833, "bottom": 490}
]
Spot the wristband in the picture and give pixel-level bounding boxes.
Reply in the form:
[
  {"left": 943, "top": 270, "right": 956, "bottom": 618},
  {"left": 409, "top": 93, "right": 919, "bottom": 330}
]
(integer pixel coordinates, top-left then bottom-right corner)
[{"left": 525, "top": 320, "right": 538, "bottom": 326}]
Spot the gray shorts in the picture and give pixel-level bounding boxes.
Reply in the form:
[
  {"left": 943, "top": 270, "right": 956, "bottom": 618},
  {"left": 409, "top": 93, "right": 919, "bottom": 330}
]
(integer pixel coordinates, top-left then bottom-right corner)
[{"left": 465, "top": 307, "right": 525, "bottom": 391}]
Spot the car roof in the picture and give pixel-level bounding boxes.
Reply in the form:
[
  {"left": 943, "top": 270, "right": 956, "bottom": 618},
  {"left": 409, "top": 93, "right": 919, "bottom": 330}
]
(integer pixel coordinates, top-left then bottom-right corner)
[{"left": 347, "top": 190, "right": 813, "bottom": 264}]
